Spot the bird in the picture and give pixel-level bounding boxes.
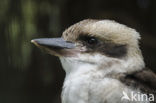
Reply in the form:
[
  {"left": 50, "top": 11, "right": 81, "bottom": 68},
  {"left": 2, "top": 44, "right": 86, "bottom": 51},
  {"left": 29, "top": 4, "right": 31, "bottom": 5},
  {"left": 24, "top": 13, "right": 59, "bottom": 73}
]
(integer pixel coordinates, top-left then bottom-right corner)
[{"left": 31, "top": 19, "right": 156, "bottom": 103}]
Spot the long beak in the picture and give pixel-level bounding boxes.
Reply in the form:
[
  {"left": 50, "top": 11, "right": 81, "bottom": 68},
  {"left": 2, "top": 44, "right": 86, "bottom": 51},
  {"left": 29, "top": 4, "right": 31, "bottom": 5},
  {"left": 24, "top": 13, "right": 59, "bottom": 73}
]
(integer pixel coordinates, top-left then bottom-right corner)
[
  {"left": 31, "top": 38, "right": 76, "bottom": 57},
  {"left": 31, "top": 38, "right": 75, "bottom": 49}
]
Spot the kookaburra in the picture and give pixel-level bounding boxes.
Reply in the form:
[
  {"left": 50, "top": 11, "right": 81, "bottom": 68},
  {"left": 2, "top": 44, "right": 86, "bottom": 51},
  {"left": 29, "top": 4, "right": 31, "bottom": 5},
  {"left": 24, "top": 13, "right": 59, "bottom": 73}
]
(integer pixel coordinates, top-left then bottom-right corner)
[{"left": 31, "top": 19, "right": 156, "bottom": 103}]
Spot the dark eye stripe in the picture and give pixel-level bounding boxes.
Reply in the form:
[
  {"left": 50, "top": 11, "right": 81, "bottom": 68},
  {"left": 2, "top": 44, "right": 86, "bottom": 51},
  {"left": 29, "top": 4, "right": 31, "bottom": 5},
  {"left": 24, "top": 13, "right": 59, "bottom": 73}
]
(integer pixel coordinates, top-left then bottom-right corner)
[
  {"left": 87, "top": 42, "right": 127, "bottom": 58},
  {"left": 101, "top": 43, "right": 127, "bottom": 58},
  {"left": 78, "top": 35, "right": 127, "bottom": 58}
]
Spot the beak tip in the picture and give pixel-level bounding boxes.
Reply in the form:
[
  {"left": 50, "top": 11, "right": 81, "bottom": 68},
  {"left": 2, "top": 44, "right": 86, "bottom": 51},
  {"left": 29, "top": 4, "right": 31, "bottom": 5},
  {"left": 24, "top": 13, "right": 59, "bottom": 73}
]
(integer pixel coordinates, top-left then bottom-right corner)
[
  {"left": 31, "top": 40, "right": 35, "bottom": 43},
  {"left": 31, "top": 39, "right": 38, "bottom": 44},
  {"left": 31, "top": 39, "right": 39, "bottom": 46}
]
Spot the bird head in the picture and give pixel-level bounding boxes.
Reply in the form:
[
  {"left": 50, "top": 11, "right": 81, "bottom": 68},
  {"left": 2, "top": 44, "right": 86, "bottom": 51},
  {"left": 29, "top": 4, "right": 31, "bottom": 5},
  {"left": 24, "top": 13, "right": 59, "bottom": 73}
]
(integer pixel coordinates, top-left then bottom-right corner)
[{"left": 31, "top": 19, "right": 145, "bottom": 75}]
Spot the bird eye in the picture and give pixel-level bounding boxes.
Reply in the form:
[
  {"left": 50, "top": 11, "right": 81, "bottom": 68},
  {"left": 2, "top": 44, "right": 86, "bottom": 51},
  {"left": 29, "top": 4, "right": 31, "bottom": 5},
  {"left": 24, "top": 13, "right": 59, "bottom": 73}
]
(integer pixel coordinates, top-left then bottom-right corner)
[
  {"left": 87, "top": 37, "right": 98, "bottom": 45},
  {"left": 78, "top": 35, "right": 98, "bottom": 46}
]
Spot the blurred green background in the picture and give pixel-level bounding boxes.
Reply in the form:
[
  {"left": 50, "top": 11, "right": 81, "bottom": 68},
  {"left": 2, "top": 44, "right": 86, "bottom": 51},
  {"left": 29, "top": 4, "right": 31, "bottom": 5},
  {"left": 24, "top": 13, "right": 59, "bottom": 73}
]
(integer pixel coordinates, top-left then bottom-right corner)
[{"left": 0, "top": 0, "right": 156, "bottom": 103}]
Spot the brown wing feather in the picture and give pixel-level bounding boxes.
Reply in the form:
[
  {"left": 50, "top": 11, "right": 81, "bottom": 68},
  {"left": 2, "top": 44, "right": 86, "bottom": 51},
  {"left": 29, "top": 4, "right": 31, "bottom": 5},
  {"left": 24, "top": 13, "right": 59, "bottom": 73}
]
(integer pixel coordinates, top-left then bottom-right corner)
[
  {"left": 130, "top": 69, "right": 156, "bottom": 90},
  {"left": 119, "top": 68, "right": 156, "bottom": 102},
  {"left": 106, "top": 68, "right": 156, "bottom": 102}
]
